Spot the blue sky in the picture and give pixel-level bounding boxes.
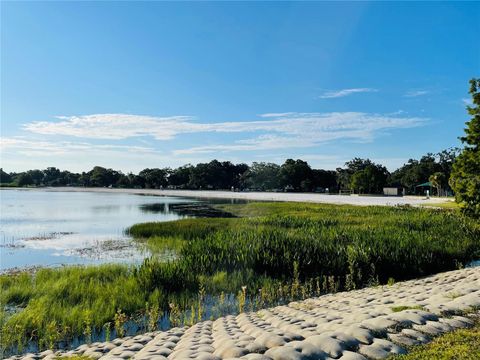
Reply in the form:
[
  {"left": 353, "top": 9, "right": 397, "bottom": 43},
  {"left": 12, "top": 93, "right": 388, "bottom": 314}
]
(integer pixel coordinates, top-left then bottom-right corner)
[{"left": 1, "top": 1, "right": 479, "bottom": 173}]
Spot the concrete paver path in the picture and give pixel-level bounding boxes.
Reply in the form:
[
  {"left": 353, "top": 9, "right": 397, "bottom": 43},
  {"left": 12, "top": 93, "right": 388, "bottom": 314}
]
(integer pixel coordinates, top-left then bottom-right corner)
[{"left": 11, "top": 266, "right": 480, "bottom": 360}]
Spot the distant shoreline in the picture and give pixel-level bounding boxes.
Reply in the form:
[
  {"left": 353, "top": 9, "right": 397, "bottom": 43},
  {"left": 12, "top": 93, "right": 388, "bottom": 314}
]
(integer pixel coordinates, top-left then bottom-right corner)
[{"left": 5, "top": 186, "right": 452, "bottom": 207}]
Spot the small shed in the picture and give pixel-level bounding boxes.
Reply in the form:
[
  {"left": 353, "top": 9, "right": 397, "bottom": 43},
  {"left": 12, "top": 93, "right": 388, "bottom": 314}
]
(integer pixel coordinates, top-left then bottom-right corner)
[{"left": 383, "top": 187, "right": 404, "bottom": 196}]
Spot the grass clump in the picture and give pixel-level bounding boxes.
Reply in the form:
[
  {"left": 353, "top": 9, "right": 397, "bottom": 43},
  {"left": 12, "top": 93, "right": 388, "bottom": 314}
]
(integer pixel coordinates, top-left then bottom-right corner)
[
  {"left": 389, "top": 321, "right": 480, "bottom": 359},
  {"left": 390, "top": 305, "right": 426, "bottom": 313},
  {"left": 128, "top": 218, "right": 236, "bottom": 240}
]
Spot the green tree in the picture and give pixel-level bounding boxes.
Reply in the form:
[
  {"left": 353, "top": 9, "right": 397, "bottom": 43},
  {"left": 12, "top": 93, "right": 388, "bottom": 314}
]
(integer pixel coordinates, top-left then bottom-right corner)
[
  {"left": 0, "top": 168, "right": 12, "bottom": 183},
  {"left": 280, "top": 159, "right": 313, "bottom": 191},
  {"left": 349, "top": 164, "right": 388, "bottom": 194},
  {"left": 43, "top": 167, "right": 61, "bottom": 185},
  {"left": 311, "top": 169, "right": 337, "bottom": 192},
  {"left": 450, "top": 78, "right": 480, "bottom": 217},
  {"left": 79, "top": 172, "right": 91, "bottom": 186},
  {"left": 243, "top": 162, "right": 281, "bottom": 190},
  {"left": 139, "top": 168, "right": 169, "bottom": 189},
  {"left": 187, "top": 160, "right": 248, "bottom": 190},
  {"left": 17, "top": 173, "right": 34, "bottom": 186},
  {"left": 338, "top": 158, "right": 375, "bottom": 191},
  {"left": 168, "top": 165, "right": 193, "bottom": 188},
  {"left": 89, "top": 166, "right": 122, "bottom": 187},
  {"left": 389, "top": 154, "right": 444, "bottom": 194},
  {"left": 27, "top": 170, "right": 45, "bottom": 186},
  {"left": 89, "top": 166, "right": 110, "bottom": 187},
  {"left": 341, "top": 158, "right": 389, "bottom": 194},
  {"left": 429, "top": 172, "right": 446, "bottom": 196},
  {"left": 350, "top": 170, "right": 369, "bottom": 194}
]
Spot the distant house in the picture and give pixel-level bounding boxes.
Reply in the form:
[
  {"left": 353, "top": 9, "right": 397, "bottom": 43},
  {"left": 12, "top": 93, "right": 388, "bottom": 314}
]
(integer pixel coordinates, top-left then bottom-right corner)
[{"left": 383, "top": 187, "right": 404, "bottom": 196}]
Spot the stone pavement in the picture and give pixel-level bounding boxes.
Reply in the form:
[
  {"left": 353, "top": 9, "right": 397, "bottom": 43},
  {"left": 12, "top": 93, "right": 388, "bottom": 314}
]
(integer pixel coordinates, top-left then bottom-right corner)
[{"left": 10, "top": 266, "right": 480, "bottom": 360}]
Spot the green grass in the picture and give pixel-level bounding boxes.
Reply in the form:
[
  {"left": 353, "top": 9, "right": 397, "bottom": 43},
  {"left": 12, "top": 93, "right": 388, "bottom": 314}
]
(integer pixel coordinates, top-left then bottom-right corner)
[
  {"left": 2, "top": 202, "right": 479, "bottom": 354},
  {"left": 128, "top": 218, "right": 236, "bottom": 240},
  {"left": 391, "top": 305, "right": 426, "bottom": 313},
  {"left": 0, "top": 265, "right": 143, "bottom": 352},
  {"left": 389, "top": 321, "right": 480, "bottom": 359},
  {"left": 420, "top": 201, "right": 462, "bottom": 210},
  {"left": 133, "top": 202, "right": 480, "bottom": 283}
]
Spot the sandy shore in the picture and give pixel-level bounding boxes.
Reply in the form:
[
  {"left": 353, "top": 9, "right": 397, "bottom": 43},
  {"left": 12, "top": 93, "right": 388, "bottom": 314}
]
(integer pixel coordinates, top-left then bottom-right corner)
[{"left": 41, "top": 187, "right": 451, "bottom": 207}]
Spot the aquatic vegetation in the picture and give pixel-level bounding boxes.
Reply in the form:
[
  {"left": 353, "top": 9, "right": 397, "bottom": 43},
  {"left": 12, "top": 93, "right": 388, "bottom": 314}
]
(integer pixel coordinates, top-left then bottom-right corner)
[
  {"left": 113, "top": 309, "right": 127, "bottom": 338},
  {"left": 1, "top": 202, "right": 479, "bottom": 355},
  {"left": 128, "top": 218, "right": 236, "bottom": 240},
  {"left": 0, "top": 265, "right": 142, "bottom": 353}
]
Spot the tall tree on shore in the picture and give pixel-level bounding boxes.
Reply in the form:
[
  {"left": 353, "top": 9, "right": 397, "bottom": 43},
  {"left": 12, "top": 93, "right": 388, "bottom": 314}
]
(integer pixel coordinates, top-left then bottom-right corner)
[
  {"left": 280, "top": 159, "right": 313, "bottom": 191},
  {"left": 340, "top": 158, "right": 389, "bottom": 194},
  {"left": 244, "top": 162, "right": 282, "bottom": 190},
  {"left": 450, "top": 78, "right": 480, "bottom": 217}
]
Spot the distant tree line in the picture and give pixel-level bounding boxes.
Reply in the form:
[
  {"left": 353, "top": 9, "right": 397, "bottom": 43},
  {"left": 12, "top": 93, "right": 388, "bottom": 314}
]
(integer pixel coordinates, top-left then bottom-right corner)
[{"left": 0, "top": 149, "right": 459, "bottom": 195}]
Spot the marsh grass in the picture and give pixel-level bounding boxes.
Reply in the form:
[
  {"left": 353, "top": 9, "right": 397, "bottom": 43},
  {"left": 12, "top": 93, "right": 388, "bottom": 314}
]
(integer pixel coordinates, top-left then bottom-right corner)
[
  {"left": 150, "top": 203, "right": 479, "bottom": 283},
  {"left": 2, "top": 202, "right": 479, "bottom": 355}
]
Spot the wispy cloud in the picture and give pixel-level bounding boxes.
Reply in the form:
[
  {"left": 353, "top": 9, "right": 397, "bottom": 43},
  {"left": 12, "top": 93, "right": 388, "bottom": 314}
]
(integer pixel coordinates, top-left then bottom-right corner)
[
  {"left": 259, "top": 112, "right": 296, "bottom": 118},
  {"left": 23, "top": 114, "right": 195, "bottom": 140},
  {"left": 0, "top": 137, "right": 171, "bottom": 173},
  {"left": 173, "top": 135, "right": 318, "bottom": 155},
  {"left": 2, "top": 110, "right": 428, "bottom": 171},
  {"left": 22, "top": 112, "right": 426, "bottom": 146},
  {"left": 319, "top": 88, "right": 378, "bottom": 99},
  {"left": 404, "top": 90, "right": 429, "bottom": 97},
  {"left": 171, "top": 112, "right": 426, "bottom": 154},
  {"left": 0, "top": 138, "right": 157, "bottom": 157}
]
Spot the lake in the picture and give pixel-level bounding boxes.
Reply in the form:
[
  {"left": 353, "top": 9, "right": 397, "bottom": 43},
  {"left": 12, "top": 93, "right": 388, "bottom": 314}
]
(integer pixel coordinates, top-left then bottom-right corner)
[{"left": 0, "top": 189, "right": 202, "bottom": 271}]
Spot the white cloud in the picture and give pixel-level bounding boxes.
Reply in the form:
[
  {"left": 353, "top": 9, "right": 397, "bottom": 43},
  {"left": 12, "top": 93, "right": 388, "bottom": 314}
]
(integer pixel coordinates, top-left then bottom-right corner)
[
  {"left": 4, "top": 112, "right": 426, "bottom": 170},
  {"left": 258, "top": 112, "right": 296, "bottom": 118},
  {"left": 1, "top": 137, "right": 283, "bottom": 172},
  {"left": 0, "top": 138, "right": 168, "bottom": 172},
  {"left": 462, "top": 98, "right": 473, "bottom": 105},
  {"left": 22, "top": 112, "right": 425, "bottom": 144},
  {"left": 172, "top": 135, "right": 317, "bottom": 155},
  {"left": 319, "top": 88, "right": 378, "bottom": 99},
  {"left": 172, "top": 112, "right": 425, "bottom": 154},
  {"left": 0, "top": 138, "right": 156, "bottom": 156},
  {"left": 23, "top": 114, "right": 196, "bottom": 140},
  {"left": 404, "top": 90, "right": 429, "bottom": 97}
]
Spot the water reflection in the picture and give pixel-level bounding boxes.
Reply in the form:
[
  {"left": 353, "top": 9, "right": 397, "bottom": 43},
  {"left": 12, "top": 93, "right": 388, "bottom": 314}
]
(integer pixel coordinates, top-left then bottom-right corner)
[
  {"left": 139, "top": 203, "right": 172, "bottom": 214},
  {"left": 0, "top": 189, "right": 197, "bottom": 270}
]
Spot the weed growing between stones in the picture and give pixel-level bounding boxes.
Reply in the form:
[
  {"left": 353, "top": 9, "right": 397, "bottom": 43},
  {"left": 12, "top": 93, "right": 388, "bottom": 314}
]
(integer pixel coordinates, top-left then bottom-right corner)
[
  {"left": 391, "top": 306, "right": 426, "bottom": 313},
  {"left": 390, "top": 318, "right": 480, "bottom": 360}
]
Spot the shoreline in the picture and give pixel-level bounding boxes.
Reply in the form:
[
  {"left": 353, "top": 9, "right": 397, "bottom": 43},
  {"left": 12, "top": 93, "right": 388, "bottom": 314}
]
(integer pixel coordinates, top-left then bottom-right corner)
[
  {"left": 7, "top": 266, "right": 479, "bottom": 360},
  {"left": 4, "top": 186, "right": 452, "bottom": 207}
]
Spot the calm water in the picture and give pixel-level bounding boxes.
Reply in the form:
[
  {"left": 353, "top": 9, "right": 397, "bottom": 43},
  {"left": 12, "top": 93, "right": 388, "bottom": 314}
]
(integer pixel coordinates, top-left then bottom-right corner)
[{"left": 0, "top": 189, "right": 196, "bottom": 270}]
